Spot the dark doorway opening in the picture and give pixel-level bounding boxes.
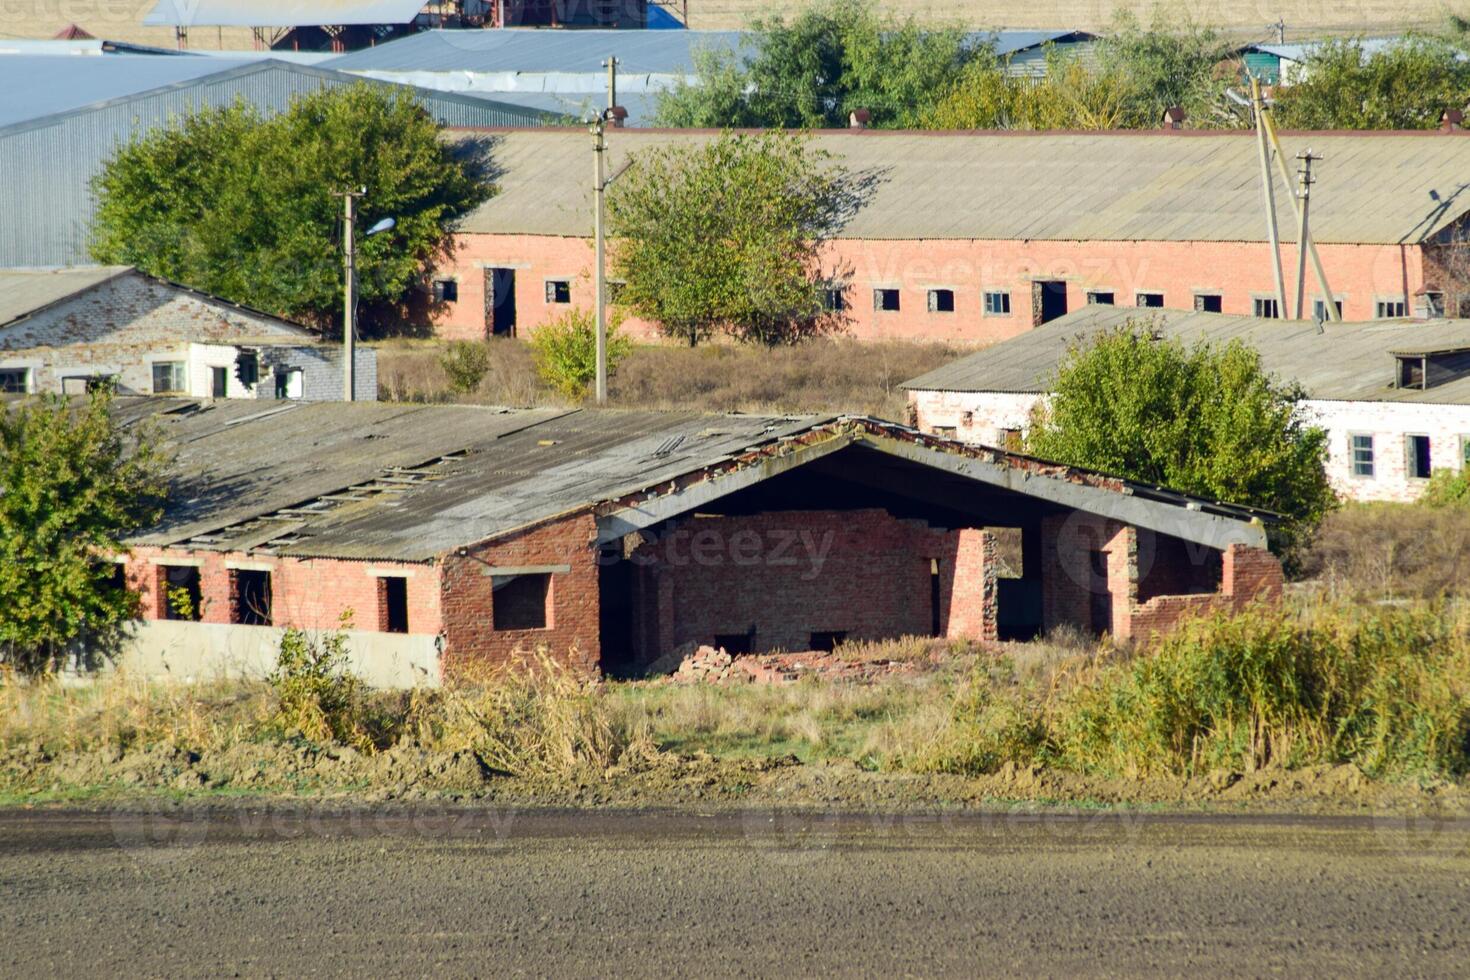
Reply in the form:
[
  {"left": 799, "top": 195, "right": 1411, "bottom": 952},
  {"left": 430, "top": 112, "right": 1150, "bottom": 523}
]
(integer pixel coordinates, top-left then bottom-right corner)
[
  {"left": 231, "top": 569, "right": 272, "bottom": 626},
  {"left": 379, "top": 576, "right": 409, "bottom": 633},
  {"left": 598, "top": 556, "right": 636, "bottom": 676},
  {"left": 485, "top": 267, "right": 517, "bottom": 337},
  {"left": 211, "top": 366, "right": 228, "bottom": 398},
  {"left": 1087, "top": 550, "right": 1112, "bottom": 636},
  {"left": 1034, "top": 280, "right": 1069, "bottom": 324},
  {"left": 714, "top": 632, "right": 754, "bottom": 655},
  {"left": 809, "top": 630, "right": 847, "bottom": 652}
]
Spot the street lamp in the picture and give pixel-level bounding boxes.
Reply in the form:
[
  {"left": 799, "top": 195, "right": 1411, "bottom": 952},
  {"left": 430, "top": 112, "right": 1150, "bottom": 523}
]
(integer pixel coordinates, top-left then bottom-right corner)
[
  {"left": 588, "top": 104, "right": 627, "bottom": 405},
  {"left": 340, "top": 190, "right": 396, "bottom": 403}
]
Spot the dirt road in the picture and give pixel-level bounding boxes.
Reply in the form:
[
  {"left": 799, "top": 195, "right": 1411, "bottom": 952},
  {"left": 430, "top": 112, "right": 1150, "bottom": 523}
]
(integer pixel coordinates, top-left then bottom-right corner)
[{"left": 2, "top": 805, "right": 1467, "bottom": 976}]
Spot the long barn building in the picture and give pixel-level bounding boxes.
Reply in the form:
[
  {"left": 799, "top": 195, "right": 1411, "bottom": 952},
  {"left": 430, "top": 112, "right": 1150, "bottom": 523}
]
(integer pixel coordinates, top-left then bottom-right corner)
[{"left": 431, "top": 127, "right": 1470, "bottom": 345}]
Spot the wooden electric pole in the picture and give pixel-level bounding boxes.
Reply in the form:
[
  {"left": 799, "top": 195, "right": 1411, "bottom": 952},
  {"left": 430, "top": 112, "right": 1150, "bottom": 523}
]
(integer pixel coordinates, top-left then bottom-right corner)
[
  {"left": 1251, "top": 76, "right": 1289, "bottom": 318},
  {"left": 1293, "top": 150, "right": 1319, "bottom": 319}
]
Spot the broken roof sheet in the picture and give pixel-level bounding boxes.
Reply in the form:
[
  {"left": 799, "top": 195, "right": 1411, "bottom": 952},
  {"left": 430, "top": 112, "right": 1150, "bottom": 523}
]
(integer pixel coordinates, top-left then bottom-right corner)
[
  {"left": 452, "top": 128, "right": 1470, "bottom": 246},
  {"left": 119, "top": 399, "right": 1272, "bottom": 563},
  {"left": 902, "top": 306, "right": 1470, "bottom": 404}
]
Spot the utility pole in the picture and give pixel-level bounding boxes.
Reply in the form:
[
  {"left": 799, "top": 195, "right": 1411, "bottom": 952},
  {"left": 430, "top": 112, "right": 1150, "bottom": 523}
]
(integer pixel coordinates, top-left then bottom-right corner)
[
  {"left": 1259, "top": 108, "right": 1340, "bottom": 321},
  {"left": 1293, "top": 150, "right": 1319, "bottom": 319},
  {"left": 604, "top": 55, "right": 619, "bottom": 112},
  {"left": 1250, "top": 76, "right": 1289, "bottom": 318},
  {"left": 591, "top": 114, "right": 608, "bottom": 405},
  {"left": 340, "top": 188, "right": 363, "bottom": 402}
]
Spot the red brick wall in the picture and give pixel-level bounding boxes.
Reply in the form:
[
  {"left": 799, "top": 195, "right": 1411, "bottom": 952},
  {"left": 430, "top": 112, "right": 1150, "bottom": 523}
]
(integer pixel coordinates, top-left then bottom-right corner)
[
  {"left": 122, "top": 546, "right": 441, "bottom": 635},
  {"left": 625, "top": 509, "right": 994, "bottom": 658},
  {"left": 438, "top": 513, "right": 601, "bottom": 675},
  {"left": 436, "top": 233, "right": 1425, "bottom": 344}
]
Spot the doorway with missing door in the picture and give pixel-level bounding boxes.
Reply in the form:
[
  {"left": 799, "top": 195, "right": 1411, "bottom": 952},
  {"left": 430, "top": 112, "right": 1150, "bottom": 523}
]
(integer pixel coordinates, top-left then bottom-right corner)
[
  {"left": 484, "top": 267, "right": 517, "bottom": 338},
  {"left": 1033, "top": 280, "right": 1069, "bottom": 325}
]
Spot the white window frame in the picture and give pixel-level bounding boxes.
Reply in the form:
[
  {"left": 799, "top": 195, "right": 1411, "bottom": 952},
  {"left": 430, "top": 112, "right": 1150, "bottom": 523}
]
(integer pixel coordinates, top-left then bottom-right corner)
[
  {"left": 982, "top": 290, "right": 1011, "bottom": 316},
  {"left": 0, "top": 366, "right": 31, "bottom": 394},
  {"left": 1374, "top": 297, "right": 1408, "bottom": 318},
  {"left": 1348, "top": 432, "right": 1375, "bottom": 479},
  {"left": 1405, "top": 433, "right": 1433, "bottom": 480},
  {"left": 150, "top": 360, "right": 187, "bottom": 394}
]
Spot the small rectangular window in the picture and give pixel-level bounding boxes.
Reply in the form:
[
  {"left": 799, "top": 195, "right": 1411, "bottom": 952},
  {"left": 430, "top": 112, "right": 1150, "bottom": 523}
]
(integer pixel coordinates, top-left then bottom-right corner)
[
  {"left": 492, "top": 573, "right": 551, "bottom": 630},
  {"left": 544, "top": 280, "right": 571, "bottom": 304},
  {"left": 927, "top": 288, "right": 955, "bottom": 313},
  {"left": 809, "top": 630, "right": 847, "bottom": 652},
  {"left": 1194, "top": 293, "right": 1223, "bottom": 313},
  {"left": 159, "top": 565, "right": 202, "bottom": 621},
  {"left": 873, "top": 288, "right": 900, "bottom": 312},
  {"left": 0, "top": 368, "right": 30, "bottom": 394},
  {"left": 275, "top": 368, "right": 304, "bottom": 400},
  {"left": 821, "top": 286, "right": 846, "bottom": 312},
  {"left": 151, "top": 361, "right": 186, "bottom": 394},
  {"left": 1135, "top": 292, "right": 1164, "bottom": 308},
  {"left": 230, "top": 569, "right": 272, "bottom": 626},
  {"left": 379, "top": 576, "right": 408, "bottom": 633},
  {"left": 432, "top": 279, "right": 458, "bottom": 303},
  {"left": 1398, "top": 356, "right": 1425, "bottom": 389},
  {"left": 1407, "top": 434, "right": 1432, "bottom": 480},
  {"left": 1350, "top": 433, "right": 1375, "bottom": 478},
  {"left": 211, "top": 366, "right": 228, "bottom": 398},
  {"left": 983, "top": 290, "right": 1010, "bottom": 315},
  {"left": 998, "top": 427, "right": 1023, "bottom": 451},
  {"left": 1253, "top": 297, "right": 1281, "bottom": 319},
  {"left": 1376, "top": 299, "right": 1408, "bottom": 318},
  {"left": 1086, "top": 291, "right": 1115, "bottom": 306},
  {"left": 1313, "top": 298, "right": 1343, "bottom": 321},
  {"left": 931, "top": 425, "right": 957, "bottom": 438}
]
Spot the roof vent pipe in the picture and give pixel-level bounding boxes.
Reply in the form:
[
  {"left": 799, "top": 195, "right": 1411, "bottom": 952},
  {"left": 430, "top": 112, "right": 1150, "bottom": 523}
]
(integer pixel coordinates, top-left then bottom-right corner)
[
  {"left": 1161, "top": 106, "right": 1186, "bottom": 130},
  {"left": 849, "top": 108, "right": 871, "bottom": 131},
  {"left": 1442, "top": 109, "right": 1463, "bottom": 133}
]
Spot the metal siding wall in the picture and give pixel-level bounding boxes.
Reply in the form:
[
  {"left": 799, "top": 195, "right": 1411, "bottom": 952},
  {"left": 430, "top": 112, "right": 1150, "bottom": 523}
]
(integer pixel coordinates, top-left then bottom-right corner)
[{"left": 0, "top": 66, "right": 545, "bottom": 267}]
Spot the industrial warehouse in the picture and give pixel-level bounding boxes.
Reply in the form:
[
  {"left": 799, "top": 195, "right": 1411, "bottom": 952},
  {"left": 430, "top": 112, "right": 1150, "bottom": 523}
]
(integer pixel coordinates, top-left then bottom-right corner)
[{"left": 110, "top": 398, "right": 1281, "bottom": 685}]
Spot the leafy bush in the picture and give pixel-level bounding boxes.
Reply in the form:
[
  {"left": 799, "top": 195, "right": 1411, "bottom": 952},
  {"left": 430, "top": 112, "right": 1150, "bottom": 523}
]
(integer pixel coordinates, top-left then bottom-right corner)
[
  {"left": 907, "top": 670, "right": 1047, "bottom": 775},
  {"left": 438, "top": 340, "right": 490, "bottom": 394},
  {"left": 269, "top": 620, "right": 369, "bottom": 749},
  {"left": 528, "top": 307, "right": 633, "bottom": 400},
  {"left": 1422, "top": 468, "right": 1470, "bottom": 508}
]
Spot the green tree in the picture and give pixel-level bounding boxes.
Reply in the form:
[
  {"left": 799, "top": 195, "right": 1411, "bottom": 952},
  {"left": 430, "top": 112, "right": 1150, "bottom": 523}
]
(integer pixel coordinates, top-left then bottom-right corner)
[
  {"left": 0, "top": 391, "right": 168, "bottom": 672},
  {"left": 1026, "top": 324, "right": 1335, "bottom": 562},
  {"left": 1273, "top": 37, "right": 1470, "bottom": 130},
  {"left": 923, "top": 49, "right": 1136, "bottom": 130},
  {"left": 92, "top": 84, "right": 490, "bottom": 329},
  {"left": 1094, "top": 13, "right": 1237, "bottom": 127},
  {"left": 655, "top": 1, "right": 973, "bottom": 129},
  {"left": 529, "top": 307, "right": 634, "bottom": 400},
  {"left": 608, "top": 130, "right": 860, "bottom": 346}
]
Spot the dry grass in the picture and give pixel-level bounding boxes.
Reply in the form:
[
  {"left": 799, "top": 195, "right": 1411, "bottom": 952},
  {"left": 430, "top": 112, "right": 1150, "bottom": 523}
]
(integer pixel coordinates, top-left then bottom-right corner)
[
  {"left": 1300, "top": 502, "right": 1470, "bottom": 599},
  {"left": 374, "top": 337, "right": 961, "bottom": 419}
]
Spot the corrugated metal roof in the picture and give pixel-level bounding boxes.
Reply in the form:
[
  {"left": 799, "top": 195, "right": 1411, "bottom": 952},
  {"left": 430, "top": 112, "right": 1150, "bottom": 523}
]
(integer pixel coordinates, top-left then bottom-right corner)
[
  {"left": 0, "top": 55, "right": 262, "bottom": 127},
  {"left": 326, "top": 28, "right": 751, "bottom": 73},
  {"left": 117, "top": 400, "right": 1270, "bottom": 562},
  {"left": 143, "top": 0, "right": 428, "bottom": 28},
  {"left": 453, "top": 128, "right": 1470, "bottom": 246},
  {"left": 901, "top": 305, "right": 1470, "bottom": 405},
  {"left": 0, "top": 266, "right": 132, "bottom": 327}
]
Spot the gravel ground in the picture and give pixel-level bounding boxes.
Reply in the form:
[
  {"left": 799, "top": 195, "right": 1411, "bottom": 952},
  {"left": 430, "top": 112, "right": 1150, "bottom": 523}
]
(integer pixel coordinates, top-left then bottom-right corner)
[{"left": 2, "top": 805, "right": 1468, "bottom": 977}]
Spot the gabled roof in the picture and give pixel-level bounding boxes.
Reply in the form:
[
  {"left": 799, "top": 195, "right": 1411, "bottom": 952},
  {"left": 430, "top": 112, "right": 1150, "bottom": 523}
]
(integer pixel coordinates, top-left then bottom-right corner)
[
  {"left": 117, "top": 400, "right": 1272, "bottom": 562},
  {"left": 143, "top": 0, "right": 429, "bottom": 28},
  {"left": 901, "top": 305, "right": 1470, "bottom": 405},
  {"left": 452, "top": 128, "right": 1470, "bottom": 246}
]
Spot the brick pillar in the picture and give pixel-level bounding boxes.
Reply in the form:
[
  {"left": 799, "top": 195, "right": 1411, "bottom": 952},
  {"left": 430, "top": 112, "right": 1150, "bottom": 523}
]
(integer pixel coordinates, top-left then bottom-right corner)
[
  {"left": 1223, "top": 544, "right": 1285, "bottom": 602},
  {"left": 945, "top": 529, "right": 998, "bottom": 643}
]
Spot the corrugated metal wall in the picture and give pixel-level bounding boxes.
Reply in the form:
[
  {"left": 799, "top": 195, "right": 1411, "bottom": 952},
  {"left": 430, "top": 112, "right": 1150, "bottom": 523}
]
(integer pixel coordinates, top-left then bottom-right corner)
[{"left": 0, "top": 63, "right": 548, "bottom": 268}]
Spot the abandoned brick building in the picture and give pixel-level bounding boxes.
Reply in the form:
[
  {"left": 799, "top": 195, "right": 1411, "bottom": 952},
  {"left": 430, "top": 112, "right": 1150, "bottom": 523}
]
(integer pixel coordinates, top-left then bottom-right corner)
[{"left": 115, "top": 399, "right": 1282, "bottom": 682}]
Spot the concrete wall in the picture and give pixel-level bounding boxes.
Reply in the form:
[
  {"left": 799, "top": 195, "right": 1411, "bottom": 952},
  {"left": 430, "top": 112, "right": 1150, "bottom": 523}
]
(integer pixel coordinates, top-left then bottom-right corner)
[
  {"left": 909, "top": 388, "right": 1470, "bottom": 503},
  {"left": 111, "top": 619, "right": 442, "bottom": 689},
  {"left": 433, "top": 233, "right": 1428, "bottom": 344}
]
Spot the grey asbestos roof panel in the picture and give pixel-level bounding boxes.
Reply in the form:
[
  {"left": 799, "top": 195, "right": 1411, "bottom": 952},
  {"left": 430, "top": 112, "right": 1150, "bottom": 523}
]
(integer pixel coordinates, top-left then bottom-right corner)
[
  {"left": 453, "top": 129, "right": 1470, "bottom": 245},
  {"left": 0, "top": 266, "right": 132, "bottom": 327},
  {"left": 901, "top": 305, "right": 1470, "bottom": 405}
]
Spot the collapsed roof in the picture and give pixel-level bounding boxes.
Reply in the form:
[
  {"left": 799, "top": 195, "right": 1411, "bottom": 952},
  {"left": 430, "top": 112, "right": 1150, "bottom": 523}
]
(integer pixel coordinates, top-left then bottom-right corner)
[{"left": 115, "top": 399, "right": 1273, "bottom": 563}]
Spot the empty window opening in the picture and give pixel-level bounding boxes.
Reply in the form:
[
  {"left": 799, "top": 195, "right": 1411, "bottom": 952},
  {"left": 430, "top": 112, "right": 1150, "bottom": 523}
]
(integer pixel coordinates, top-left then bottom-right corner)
[
  {"left": 544, "top": 279, "right": 571, "bottom": 304},
  {"left": 210, "top": 366, "right": 228, "bottom": 398},
  {"left": 1253, "top": 297, "right": 1281, "bottom": 319},
  {"left": 235, "top": 351, "right": 259, "bottom": 388},
  {"left": 809, "top": 630, "right": 847, "bottom": 652},
  {"left": 1135, "top": 292, "right": 1164, "bottom": 308},
  {"left": 0, "top": 368, "right": 30, "bottom": 394},
  {"left": 275, "top": 367, "right": 303, "bottom": 400},
  {"left": 1350, "top": 433, "right": 1375, "bottom": 478},
  {"left": 1399, "top": 356, "right": 1426, "bottom": 389},
  {"left": 379, "top": 576, "right": 409, "bottom": 633},
  {"left": 1407, "top": 434, "right": 1433, "bottom": 480},
  {"left": 159, "top": 565, "right": 201, "bottom": 621},
  {"left": 1087, "top": 550, "right": 1112, "bottom": 636},
  {"left": 713, "top": 632, "right": 754, "bottom": 655},
  {"left": 1376, "top": 299, "right": 1408, "bottom": 318},
  {"left": 151, "top": 361, "right": 186, "bottom": 394},
  {"left": 230, "top": 569, "right": 272, "bottom": 626},
  {"left": 929, "top": 558, "right": 942, "bottom": 637},
  {"left": 432, "top": 279, "right": 458, "bottom": 303},
  {"left": 998, "top": 427, "right": 1024, "bottom": 451},
  {"left": 1194, "top": 293, "right": 1223, "bottom": 313},
  {"left": 821, "top": 285, "right": 846, "bottom": 311},
  {"left": 873, "top": 288, "right": 900, "bottom": 312},
  {"left": 931, "top": 425, "right": 957, "bottom": 438},
  {"left": 493, "top": 573, "right": 551, "bottom": 631},
  {"left": 1313, "top": 298, "right": 1343, "bottom": 321},
  {"left": 983, "top": 290, "right": 1011, "bottom": 316},
  {"left": 1424, "top": 291, "right": 1446, "bottom": 318},
  {"left": 927, "top": 288, "right": 955, "bottom": 313},
  {"left": 1086, "top": 291, "right": 1115, "bottom": 306}
]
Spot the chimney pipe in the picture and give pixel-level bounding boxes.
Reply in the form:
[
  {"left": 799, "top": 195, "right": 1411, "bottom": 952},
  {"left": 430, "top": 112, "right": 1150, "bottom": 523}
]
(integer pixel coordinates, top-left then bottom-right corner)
[
  {"left": 1442, "top": 109, "right": 1463, "bottom": 133},
  {"left": 848, "top": 108, "right": 871, "bottom": 131},
  {"left": 1161, "top": 106, "right": 1186, "bottom": 130}
]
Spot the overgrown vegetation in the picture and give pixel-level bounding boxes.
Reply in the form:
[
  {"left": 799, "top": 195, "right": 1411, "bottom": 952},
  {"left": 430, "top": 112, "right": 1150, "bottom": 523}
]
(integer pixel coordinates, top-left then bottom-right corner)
[
  {"left": 528, "top": 307, "right": 634, "bottom": 400},
  {"left": 376, "top": 336, "right": 957, "bottom": 418},
  {"left": 1274, "top": 36, "right": 1470, "bottom": 130},
  {"left": 438, "top": 340, "right": 491, "bottom": 394},
  {"left": 1025, "top": 323, "right": 1336, "bottom": 563},
  {"left": 268, "top": 621, "right": 371, "bottom": 750},
  {"left": 1302, "top": 498, "right": 1470, "bottom": 599},
  {"left": 0, "top": 391, "right": 167, "bottom": 673},
  {"left": 609, "top": 130, "right": 861, "bottom": 346},
  {"left": 92, "top": 84, "right": 490, "bottom": 329}
]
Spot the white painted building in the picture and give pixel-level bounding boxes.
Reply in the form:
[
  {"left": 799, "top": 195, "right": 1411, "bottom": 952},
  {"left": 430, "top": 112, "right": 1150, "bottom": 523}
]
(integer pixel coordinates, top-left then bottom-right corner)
[{"left": 904, "top": 306, "right": 1470, "bottom": 503}]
